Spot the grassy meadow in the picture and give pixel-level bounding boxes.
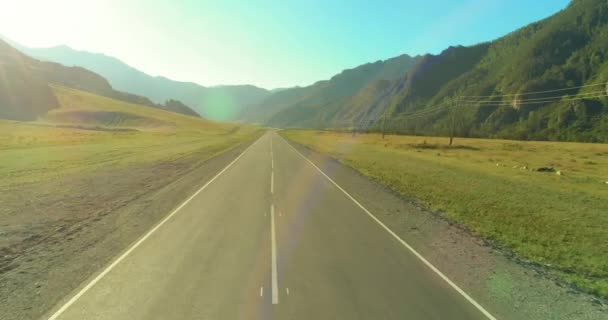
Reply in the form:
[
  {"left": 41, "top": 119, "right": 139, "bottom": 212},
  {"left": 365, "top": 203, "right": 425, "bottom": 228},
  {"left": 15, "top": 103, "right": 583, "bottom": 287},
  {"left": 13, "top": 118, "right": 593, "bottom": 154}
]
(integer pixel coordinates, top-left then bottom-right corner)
[
  {"left": 0, "top": 86, "right": 263, "bottom": 320},
  {"left": 0, "top": 86, "right": 262, "bottom": 188},
  {"left": 282, "top": 130, "right": 608, "bottom": 298}
]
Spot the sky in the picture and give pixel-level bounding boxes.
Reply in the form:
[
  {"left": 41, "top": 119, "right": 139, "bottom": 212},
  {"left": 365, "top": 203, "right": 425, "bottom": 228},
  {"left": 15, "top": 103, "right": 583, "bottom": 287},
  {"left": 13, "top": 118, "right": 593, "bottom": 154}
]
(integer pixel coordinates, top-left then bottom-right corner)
[{"left": 0, "top": 0, "right": 570, "bottom": 89}]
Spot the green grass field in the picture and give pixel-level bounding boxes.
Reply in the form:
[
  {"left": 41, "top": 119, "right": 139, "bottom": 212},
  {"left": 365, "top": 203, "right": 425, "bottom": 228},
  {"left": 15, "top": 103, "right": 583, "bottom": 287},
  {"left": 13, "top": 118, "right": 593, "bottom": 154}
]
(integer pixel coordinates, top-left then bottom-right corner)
[
  {"left": 283, "top": 130, "right": 608, "bottom": 298},
  {"left": 0, "top": 86, "right": 264, "bottom": 320},
  {"left": 0, "top": 86, "right": 261, "bottom": 188}
]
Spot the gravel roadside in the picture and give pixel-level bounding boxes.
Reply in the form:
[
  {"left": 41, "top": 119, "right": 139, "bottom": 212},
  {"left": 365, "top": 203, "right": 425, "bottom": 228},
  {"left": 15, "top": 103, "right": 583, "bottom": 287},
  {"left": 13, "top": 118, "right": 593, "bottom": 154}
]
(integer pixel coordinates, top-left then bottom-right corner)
[
  {"left": 281, "top": 133, "right": 608, "bottom": 320},
  {"left": 0, "top": 137, "right": 258, "bottom": 320}
]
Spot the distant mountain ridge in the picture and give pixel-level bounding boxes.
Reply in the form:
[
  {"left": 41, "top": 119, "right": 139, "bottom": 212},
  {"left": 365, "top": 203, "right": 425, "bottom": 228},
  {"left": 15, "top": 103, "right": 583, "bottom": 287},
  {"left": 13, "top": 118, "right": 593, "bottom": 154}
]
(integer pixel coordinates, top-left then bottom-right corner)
[
  {"left": 240, "top": 54, "right": 422, "bottom": 125},
  {"left": 0, "top": 40, "right": 59, "bottom": 120},
  {"left": 241, "top": 0, "right": 608, "bottom": 142},
  {"left": 5, "top": 0, "right": 607, "bottom": 141},
  {"left": 4, "top": 38, "right": 270, "bottom": 121},
  {"left": 0, "top": 39, "right": 199, "bottom": 120},
  {"left": 370, "top": 0, "right": 608, "bottom": 142}
]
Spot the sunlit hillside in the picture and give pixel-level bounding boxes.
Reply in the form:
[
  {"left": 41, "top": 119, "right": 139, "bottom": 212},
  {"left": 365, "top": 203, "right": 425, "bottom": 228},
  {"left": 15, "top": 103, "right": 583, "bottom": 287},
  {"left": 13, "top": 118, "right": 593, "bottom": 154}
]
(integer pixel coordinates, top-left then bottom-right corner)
[
  {"left": 0, "top": 86, "right": 260, "bottom": 187},
  {"left": 39, "top": 86, "right": 230, "bottom": 132}
]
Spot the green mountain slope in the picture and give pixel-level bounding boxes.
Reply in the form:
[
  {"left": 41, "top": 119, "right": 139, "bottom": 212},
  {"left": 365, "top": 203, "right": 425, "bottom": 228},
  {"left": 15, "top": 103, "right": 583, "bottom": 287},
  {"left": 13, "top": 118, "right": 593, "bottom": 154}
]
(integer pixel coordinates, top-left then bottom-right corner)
[
  {"left": 297, "top": 44, "right": 491, "bottom": 129},
  {"left": 377, "top": 0, "right": 608, "bottom": 142},
  {"left": 241, "top": 54, "right": 421, "bottom": 125},
  {"left": 5, "top": 40, "right": 270, "bottom": 121},
  {"left": 0, "top": 39, "right": 199, "bottom": 120},
  {"left": 245, "top": 0, "right": 608, "bottom": 142},
  {"left": 0, "top": 40, "right": 59, "bottom": 120},
  {"left": 268, "top": 79, "right": 395, "bottom": 128}
]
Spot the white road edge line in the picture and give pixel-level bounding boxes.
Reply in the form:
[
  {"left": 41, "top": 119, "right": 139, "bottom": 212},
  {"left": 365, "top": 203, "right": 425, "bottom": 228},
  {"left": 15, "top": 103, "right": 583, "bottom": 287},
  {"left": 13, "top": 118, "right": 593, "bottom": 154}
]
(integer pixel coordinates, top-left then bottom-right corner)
[
  {"left": 47, "top": 135, "right": 264, "bottom": 320},
  {"left": 270, "top": 204, "right": 279, "bottom": 305},
  {"left": 280, "top": 136, "right": 497, "bottom": 320},
  {"left": 260, "top": 286, "right": 264, "bottom": 297}
]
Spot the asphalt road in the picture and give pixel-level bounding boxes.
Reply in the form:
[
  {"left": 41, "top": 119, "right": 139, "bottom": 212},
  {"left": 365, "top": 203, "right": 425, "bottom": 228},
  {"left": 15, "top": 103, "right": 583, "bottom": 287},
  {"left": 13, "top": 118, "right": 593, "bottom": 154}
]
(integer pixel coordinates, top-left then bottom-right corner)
[{"left": 44, "top": 132, "right": 495, "bottom": 320}]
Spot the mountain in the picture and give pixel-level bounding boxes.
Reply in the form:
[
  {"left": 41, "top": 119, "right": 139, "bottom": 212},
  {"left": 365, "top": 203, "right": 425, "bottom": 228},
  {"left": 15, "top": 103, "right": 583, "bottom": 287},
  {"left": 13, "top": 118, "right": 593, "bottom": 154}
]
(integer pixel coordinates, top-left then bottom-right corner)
[
  {"left": 0, "top": 39, "right": 59, "bottom": 120},
  {"left": 263, "top": 43, "right": 488, "bottom": 128},
  {"left": 243, "top": 0, "right": 608, "bottom": 142},
  {"left": 267, "top": 79, "right": 395, "bottom": 128},
  {"left": 240, "top": 54, "right": 421, "bottom": 125},
  {"left": 162, "top": 99, "right": 201, "bottom": 117},
  {"left": 0, "top": 39, "right": 199, "bottom": 120},
  {"left": 5, "top": 39, "right": 270, "bottom": 121},
  {"left": 372, "top": 0, "right": 608, "bottom": 142}
]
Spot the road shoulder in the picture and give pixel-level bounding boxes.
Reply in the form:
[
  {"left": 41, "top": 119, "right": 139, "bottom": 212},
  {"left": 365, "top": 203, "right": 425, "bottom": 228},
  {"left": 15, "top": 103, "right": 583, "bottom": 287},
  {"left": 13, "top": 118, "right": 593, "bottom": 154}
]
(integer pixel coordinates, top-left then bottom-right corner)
[
  {"left": 280, "top": 133, "right": 607, "bottom": 320},
  {"left": 0, "top": 136, "right": 261, "bottom": 320}
]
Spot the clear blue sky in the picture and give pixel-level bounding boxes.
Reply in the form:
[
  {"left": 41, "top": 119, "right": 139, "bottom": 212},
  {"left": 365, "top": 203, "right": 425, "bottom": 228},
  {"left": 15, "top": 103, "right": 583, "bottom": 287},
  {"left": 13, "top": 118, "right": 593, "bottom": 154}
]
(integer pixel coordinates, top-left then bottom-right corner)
[{"left": 0, "top": 0, "right": 570, "bottom": 89}]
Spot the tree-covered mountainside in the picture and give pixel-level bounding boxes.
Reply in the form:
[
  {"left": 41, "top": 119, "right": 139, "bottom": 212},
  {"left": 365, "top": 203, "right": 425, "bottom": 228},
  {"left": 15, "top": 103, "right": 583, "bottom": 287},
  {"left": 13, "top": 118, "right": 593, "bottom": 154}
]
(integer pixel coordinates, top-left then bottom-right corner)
[
  {"left": 280, "top": 44, "right": 492, "bottom": 130},
  {"left": 0, "top": 39, "right": 199, "bottom": 120},
  {"left": 376, "top": 0, "right": 608, "bottom": 142},
  {"left": 252, "top": 0, "right": 608, "bottom": 142},
  {"left": 4, "top": 39, "right": 269, "bottom": 121},
  {"left": 240, "top": 54, "right": 421, "bottom": 125},
  {"left": 267, "top": 79, "right": 395, "bottom": 128}
]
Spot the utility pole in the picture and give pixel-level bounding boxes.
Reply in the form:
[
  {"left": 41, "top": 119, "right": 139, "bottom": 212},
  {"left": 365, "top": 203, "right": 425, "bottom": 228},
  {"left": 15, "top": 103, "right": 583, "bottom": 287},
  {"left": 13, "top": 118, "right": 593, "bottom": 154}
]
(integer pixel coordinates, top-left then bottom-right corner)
[
  {"left": 381, "top": 113, "right": 387, "bottom": 139},
  {"left": 449, "top": 96, "right": 459, "bottom": 146}
]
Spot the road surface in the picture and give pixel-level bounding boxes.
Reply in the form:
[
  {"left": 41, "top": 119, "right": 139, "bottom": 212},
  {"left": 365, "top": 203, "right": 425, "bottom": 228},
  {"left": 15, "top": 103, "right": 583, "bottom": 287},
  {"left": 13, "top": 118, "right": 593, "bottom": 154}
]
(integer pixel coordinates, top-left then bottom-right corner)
[{"left": 45, "top": 132, "right": 494, "bottom": 320}]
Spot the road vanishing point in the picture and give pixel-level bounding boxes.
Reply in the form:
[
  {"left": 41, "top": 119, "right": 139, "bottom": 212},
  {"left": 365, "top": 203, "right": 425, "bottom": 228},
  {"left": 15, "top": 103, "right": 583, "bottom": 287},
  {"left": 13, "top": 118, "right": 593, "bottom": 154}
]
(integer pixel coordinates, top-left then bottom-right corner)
[{"left": 45, "top": 132, "right": 495, "bottom": 320}]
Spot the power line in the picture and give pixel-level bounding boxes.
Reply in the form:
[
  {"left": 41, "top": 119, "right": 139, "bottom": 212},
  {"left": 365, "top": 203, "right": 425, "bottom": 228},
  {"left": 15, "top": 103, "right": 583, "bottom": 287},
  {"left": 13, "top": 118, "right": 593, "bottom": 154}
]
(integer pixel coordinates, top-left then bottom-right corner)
[
  {"left": 462, "top": 81, "right": 607, "bottom": 98},
  {"left": 338, "top": 81, "right": 607, "bottom": 127},
  {"left": 461, "top": 93, "right": 608, "bottom": 107},
  {"left": 392, "top": 111, "right": 443, "bottom": 121},
  {"left": 333, "top": 104, "right": 451, "bottom": 129},
  {"left": 396, "top": 105, "right": 449, "bottom": 117},
  {"left": 463, "top": 90, "right": 607, "bottom": 103},
  {"left": 391, "top": 103, "right": 452, "bottom": 120},
  {"left": 342, "top": 82, "right": 606, "bottom": 131},
  {"left": 393, "top": 110, "right": 444, "bottom": 120}
]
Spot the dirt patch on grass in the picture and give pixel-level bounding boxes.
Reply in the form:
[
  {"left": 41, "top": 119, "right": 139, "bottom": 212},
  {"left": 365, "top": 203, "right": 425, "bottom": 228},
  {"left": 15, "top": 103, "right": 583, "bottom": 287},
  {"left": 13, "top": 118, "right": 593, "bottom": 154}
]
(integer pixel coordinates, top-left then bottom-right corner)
[
  {"left": 28, "top": 122, "right": 139, "bottom": 132},
  {"left": 0, "top": 138, "right": 256, "bottom": 320},
  {"left": 45, "top": 110, "right": 170, "bottom": 129},
  {"left": 403, "top": 142, "right": 481, "bottom": 151}
]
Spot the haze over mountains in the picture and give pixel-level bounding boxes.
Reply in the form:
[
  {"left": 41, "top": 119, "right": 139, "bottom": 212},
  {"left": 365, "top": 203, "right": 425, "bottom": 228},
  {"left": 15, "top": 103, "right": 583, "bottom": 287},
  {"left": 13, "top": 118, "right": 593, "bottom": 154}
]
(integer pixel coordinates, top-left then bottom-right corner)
[
  {"left": 0, "top": 38, "right": 199, "bottom": 120},
  {"left": 3, "top": 38, "right": 270, "bottom": 121},
  {"left": 239, "top": 54, "right": 422, "bottom": 126},
  {"left": 246, "top": 0, "right": 608, "bottom": 142},
  {"left": 0, "top": 39, "right": 58, "bottom": 120},
  {"left": 1, "top": 0, "right": 607, "bottom": 142}
]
